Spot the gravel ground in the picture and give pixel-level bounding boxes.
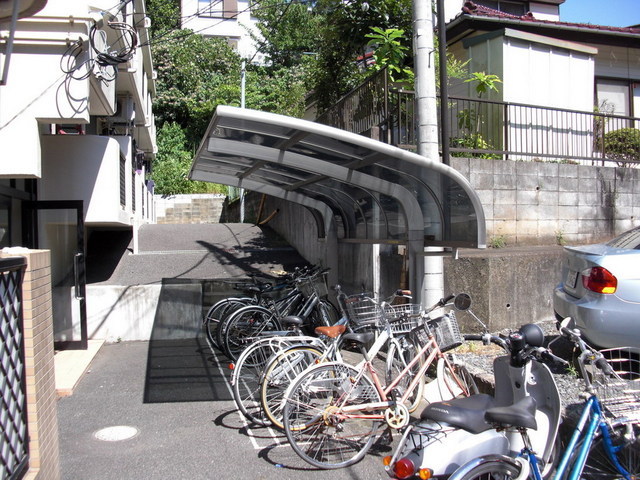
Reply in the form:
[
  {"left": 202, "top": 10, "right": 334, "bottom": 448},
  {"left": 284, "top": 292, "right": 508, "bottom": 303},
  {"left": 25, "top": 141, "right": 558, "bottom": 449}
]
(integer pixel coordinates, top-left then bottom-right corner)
[{"left": 455, "top": 318, "right": 586, "bottom": 411}]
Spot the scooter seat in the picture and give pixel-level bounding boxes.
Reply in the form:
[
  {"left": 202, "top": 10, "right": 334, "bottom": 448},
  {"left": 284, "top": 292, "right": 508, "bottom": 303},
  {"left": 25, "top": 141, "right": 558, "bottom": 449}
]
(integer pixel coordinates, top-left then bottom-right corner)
[
  {"left": 485, "top": 396, "right": 538, "bottom": 430},
  {"left": 420, "top": 394, "right": 496, "bottom": 434}
]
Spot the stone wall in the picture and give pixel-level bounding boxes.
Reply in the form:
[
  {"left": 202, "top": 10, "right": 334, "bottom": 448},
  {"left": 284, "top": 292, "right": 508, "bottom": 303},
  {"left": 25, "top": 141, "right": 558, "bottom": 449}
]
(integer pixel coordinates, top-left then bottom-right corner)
[
  {"left": 155, "top": 194, "right": 225, "bottom": 224},
  {"left": 450, "top": 158, "right": 640, "bottom": 246}
]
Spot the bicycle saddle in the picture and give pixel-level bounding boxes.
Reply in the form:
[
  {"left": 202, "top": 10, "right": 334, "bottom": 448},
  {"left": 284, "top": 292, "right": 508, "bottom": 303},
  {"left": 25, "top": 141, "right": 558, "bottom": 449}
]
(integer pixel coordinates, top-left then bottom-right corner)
[
  {"left": 341, "top": 331, "right": 375, "bottom": 345},
  {"left": 282, "top": 316, "right": 304, "bottom": 328},
  {"left": 315, "top": 324, "right": 347, "bottom": 338},
  {"left": 421, "top": 394, "right": 496, "bottom": 434},
  {"left": 485, "top": 396, "right": 538, "bottom": 430}
]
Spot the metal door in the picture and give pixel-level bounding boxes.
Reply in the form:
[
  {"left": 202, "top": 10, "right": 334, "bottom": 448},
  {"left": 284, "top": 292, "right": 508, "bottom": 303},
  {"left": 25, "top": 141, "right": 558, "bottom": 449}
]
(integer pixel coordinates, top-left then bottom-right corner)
[{"left": 23, "top": 200, "right": 87, "bottom": 350}]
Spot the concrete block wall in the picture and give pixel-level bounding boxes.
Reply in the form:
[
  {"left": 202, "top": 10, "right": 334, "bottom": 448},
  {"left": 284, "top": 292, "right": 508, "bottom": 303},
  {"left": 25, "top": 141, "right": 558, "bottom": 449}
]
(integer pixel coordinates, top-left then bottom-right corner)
[
  {"left": 155, "top": 194, "right": 225, "bottom": 224},
  {"left": 450, "top": 158, "right": 640, "bottom": 246},
  {"left": 1, "top": 250, "right": 61, "bottom": 480}
]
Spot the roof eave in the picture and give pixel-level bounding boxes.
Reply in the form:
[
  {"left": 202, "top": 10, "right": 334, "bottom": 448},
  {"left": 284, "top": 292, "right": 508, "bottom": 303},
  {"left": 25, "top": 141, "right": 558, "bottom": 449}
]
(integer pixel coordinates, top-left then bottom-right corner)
[{"left": 447, "top": 14, "right": 640, "bottom": 47}]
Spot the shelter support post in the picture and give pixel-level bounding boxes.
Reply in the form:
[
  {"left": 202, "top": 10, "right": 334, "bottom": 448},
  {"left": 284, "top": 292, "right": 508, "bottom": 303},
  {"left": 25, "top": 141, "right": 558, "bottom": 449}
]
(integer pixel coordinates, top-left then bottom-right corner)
[{"left": 407, "top": 231, "right": 425, "bottom": 305}]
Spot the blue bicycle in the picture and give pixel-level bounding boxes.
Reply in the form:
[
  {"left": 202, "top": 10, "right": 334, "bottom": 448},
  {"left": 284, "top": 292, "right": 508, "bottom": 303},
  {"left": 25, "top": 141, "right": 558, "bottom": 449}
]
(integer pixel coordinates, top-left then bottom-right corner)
[{"left": 447, "top": 318, "right": 639, "bottom": 480}]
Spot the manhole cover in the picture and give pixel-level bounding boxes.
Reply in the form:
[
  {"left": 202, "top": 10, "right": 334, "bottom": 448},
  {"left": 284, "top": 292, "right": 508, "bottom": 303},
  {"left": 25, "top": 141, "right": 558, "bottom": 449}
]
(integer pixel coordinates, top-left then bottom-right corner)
[{"left": 94, "top": 426, "right": 139, "bottom": 442}]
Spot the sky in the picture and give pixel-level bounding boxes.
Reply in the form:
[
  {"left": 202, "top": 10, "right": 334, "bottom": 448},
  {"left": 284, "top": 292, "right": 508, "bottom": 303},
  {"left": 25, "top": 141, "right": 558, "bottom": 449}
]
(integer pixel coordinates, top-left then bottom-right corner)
[{"left": 559, "top": 0, "right": 640, "bottom": 27}]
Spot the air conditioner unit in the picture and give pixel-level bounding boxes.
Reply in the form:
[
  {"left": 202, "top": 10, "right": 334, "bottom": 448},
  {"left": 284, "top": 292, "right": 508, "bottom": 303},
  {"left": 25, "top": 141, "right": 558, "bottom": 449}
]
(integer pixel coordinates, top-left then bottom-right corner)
[{"left": 110, "top": 96, "right": 135, "bottom": 125}]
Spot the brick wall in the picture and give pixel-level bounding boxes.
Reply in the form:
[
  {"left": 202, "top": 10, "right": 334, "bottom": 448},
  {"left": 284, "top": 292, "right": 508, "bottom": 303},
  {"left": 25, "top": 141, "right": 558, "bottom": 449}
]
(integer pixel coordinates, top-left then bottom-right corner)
[{"left": 2, "top": 250, "right": 61, "bottom": 480}]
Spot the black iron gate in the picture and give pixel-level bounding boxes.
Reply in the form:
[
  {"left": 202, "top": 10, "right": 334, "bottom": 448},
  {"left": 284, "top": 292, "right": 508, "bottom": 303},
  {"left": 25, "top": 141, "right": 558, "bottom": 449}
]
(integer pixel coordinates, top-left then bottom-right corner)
[{"left": 0, "top": 256, "right": 28, "bottom": 480}]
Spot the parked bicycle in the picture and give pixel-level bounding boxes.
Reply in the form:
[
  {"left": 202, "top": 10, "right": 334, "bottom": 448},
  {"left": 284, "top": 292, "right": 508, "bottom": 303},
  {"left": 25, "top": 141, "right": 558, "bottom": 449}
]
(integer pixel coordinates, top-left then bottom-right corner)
[
  {"left": 444, "top": 318, "right": 639, "bottom": 480},
  {"left": 280, "top": 294, "right": 480, "bottom": 469},
  {"left": 203, "top": 268, "right": 310, "bottom": 349},
  {"left": 218, "top": 267, "right": 339, "bottom": 359},
  {"left": 259, "top": 287, "right": 420, "bottom": 430}
]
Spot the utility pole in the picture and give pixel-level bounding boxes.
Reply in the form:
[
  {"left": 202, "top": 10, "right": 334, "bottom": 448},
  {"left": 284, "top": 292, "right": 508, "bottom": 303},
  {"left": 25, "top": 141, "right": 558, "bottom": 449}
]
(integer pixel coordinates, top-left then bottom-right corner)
[
  {"left": 240, "top": 60, "right": 246, "bottom": 223},
  {"left": 413, "top": 0, "right": 443, "bottom": 307}
]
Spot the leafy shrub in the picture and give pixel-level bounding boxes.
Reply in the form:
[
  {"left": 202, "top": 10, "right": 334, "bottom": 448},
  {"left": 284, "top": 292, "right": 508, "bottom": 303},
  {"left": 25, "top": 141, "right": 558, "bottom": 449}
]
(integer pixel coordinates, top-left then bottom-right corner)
[{"left": 604, "top": 128, "right": 640, "bottom": 165}]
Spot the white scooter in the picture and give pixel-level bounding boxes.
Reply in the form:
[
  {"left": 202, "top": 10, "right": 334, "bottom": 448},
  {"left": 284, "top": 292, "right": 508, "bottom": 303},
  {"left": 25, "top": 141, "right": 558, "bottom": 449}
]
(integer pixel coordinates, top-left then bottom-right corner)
[{"left": 384, "top": 323, "right": 566, "bottom": 480}]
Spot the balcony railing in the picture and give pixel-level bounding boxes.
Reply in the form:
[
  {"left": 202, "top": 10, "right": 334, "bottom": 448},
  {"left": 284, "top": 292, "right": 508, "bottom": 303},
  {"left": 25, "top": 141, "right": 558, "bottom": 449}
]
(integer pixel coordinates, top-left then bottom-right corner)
[{"left": 317, "top": 69, "right": 640, "bottom": 166}]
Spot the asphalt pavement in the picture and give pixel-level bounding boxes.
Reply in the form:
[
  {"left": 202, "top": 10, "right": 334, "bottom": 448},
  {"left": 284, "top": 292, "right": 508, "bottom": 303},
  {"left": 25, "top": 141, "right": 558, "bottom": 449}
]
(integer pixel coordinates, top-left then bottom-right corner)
[
  {"left": 57, "top": 335, "right": 397, "bottom": 480},
  {"left": 58, "top": 223, "right": 397, "bottom": 479}
]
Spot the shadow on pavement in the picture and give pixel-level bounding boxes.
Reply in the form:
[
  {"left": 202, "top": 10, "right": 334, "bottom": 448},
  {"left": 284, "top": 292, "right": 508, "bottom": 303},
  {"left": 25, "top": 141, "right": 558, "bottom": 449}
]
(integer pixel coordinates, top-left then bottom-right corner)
[{"left": 143, "top": 335, "right": 233, "bottom": 403}]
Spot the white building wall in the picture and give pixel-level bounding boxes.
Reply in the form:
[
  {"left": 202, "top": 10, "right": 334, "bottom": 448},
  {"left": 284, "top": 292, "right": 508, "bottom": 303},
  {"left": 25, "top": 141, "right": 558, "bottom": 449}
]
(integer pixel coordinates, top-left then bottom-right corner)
[
  {"left": 529, "top": 2, "right": 561, "bottom": 21},
  {"left": 40, "top": 135, "right": 133, "bottom": 224},
  {"left": 180, "top": 0, "right": 265, "bottom": 62},
  {"left": 0, "top": 37, "right": 90, "bottom": 177}
]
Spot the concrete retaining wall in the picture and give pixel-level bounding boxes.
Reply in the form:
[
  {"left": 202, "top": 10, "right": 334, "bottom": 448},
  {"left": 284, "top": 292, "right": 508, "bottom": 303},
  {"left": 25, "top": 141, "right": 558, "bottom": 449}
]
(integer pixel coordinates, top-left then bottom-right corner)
[{"left": 444, "top": 246, "right": 564, "bottom": 332}]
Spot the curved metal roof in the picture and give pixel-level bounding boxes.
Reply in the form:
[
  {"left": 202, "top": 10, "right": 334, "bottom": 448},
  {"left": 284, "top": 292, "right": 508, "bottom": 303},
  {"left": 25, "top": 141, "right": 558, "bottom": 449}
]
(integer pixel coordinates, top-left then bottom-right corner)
[{"left": 190, "top": 105, "right": 486, "bottom": 249}]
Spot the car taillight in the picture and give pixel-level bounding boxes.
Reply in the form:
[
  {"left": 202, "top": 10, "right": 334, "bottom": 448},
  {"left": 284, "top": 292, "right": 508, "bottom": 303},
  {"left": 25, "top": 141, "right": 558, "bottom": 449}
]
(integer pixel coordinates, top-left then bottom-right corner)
[
  {"left": 393, "top": 458, "right": 417, "bottom": 479},
  {"left": 582, "top": 267, "right": 617, "bottom": 294}
]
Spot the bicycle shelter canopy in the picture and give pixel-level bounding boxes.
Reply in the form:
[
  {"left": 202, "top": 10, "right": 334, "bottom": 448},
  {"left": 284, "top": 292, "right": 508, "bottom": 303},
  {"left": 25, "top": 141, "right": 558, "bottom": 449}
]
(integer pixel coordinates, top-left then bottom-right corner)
[{"left": 190, "top": 106, "right": 486, "bottom": 297}]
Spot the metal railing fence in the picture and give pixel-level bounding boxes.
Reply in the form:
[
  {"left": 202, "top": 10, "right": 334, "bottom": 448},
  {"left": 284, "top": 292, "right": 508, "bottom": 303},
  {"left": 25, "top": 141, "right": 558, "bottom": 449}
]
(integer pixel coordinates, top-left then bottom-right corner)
[{"left": 316, "top": 69, "right": 640, "bottom": 166}]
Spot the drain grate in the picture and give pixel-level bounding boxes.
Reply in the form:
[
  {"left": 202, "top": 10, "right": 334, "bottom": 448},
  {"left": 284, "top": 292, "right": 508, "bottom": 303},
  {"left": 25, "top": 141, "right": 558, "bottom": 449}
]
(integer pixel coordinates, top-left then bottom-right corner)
[{"left": 94, "top": 426, "right": 139, "bottom": 442}]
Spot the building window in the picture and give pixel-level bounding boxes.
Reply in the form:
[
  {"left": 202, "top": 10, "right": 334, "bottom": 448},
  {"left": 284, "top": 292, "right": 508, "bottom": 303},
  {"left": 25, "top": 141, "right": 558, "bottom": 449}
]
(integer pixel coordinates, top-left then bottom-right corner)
[
  {"left": 597, "top": 78, "right": 631, "bottom": 116},
  {"left": 476, "top": 0, "right": 527, "bottom": 16},
  {"left": 198, "top": 0, "right": 237, "bottom": 19}
]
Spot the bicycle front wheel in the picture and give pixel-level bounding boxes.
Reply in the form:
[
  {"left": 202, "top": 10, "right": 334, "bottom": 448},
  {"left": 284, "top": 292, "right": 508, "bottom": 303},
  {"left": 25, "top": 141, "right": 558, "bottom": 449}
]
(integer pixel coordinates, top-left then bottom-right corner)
[
  {"left": 232, "top": 337, "right": 296, "bottom": 425},
  {"left": 307, "top": 299, "right": 340, "bottom": 332},
  {"left": 282, "top": 362, "right": 383, "bottom": 469},
  {"left": 579, "top": 419, "right": 640, "bottom": 480},
  {"left": 437, "top": 359, "right": 479, "bottom": 401},
  {"left": 261, "top": 345, "right": 324, "bottom": 429}
]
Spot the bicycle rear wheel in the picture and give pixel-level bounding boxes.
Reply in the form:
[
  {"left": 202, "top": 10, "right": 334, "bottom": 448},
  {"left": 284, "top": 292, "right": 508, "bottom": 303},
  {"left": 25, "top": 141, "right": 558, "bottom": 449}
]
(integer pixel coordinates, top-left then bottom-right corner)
[
  {"left": 450, "top": 456, "right": 523, "bottom": 480},
  {"left": 223, "top": 306, "right": 281, "bottom": 360},
  {"left": 204, "top": 297, "right": 253, "bottom": 349},
  {"left": 282, "top": 362, "right": 383, "bottom": 469},
  {"left": 261, "top": 345, "right": 324, "bottom": 429},
  {"left": 578, "top": 419, "right": 640, "bottom": 480}
]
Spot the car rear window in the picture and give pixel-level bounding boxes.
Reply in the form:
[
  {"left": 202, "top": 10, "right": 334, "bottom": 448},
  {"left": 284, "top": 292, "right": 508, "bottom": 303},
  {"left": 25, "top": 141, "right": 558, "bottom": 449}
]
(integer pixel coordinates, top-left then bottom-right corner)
[{"left": 607, "top": 227, "right": 640, "bottom": 249}]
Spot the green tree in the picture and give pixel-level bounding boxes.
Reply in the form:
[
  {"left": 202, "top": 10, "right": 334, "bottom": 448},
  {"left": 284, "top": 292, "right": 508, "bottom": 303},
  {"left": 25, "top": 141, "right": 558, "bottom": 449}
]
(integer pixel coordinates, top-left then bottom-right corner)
[
  {"left": 152, "top": 122, "right": 226, "bottom": 196},
  {"left": 250, "top": 0, "right": 324, "bottom": 69},
  {"left": 146, "top": 0, "right": 181, "bottom": 37},
  {"left": 365, "top": 27, "right": 413, "bottom": 84},
  {"left": 152, "top": 30, "right": 242, "bottom": 148},
  {"left": 311, "top": 0, "right": 413, "bottom": 111}
]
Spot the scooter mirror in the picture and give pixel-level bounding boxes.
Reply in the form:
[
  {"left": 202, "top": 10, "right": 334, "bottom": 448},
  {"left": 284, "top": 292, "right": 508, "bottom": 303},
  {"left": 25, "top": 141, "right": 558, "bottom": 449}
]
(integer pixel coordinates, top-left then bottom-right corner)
[{"left": 453, "top": 293, "right": 472, "bottom": 311}]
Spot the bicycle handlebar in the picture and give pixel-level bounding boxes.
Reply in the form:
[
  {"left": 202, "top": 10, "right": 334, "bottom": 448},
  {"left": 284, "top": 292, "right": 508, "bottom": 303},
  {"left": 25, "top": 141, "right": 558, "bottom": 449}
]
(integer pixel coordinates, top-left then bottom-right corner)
[{"left": 463, "top": 333, "right": 509, "bottom": 351}]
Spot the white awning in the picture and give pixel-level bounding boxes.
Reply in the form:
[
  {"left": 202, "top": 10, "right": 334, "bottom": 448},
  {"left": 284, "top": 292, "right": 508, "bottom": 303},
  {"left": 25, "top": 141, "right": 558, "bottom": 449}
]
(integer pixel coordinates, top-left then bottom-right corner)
[{"left": 190, "top": 105, "right": 486, "bottom": 249}]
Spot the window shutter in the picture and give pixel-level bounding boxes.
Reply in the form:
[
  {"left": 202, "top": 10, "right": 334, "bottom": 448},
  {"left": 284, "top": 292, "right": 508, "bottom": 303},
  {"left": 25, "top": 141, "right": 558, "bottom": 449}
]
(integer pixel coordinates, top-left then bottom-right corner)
[{"left": 223, "top": 0, "right": 237, "bottom": 18}]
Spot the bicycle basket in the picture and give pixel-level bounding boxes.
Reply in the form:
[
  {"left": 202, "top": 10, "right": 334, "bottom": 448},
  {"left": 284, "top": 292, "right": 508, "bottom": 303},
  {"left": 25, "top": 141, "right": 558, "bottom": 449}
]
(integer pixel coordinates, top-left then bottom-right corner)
[
  {"left": 591, "top": 347, "right": 640, "bottom": 421},
  {"left": 411, "top": 312, "right": 463, "bottom": 353},
  {"left": 343, "top": 295, "right": 385, "bottom": 328},
  {"left": 385, "top": 304, "right": 423, "bottom": 334}
]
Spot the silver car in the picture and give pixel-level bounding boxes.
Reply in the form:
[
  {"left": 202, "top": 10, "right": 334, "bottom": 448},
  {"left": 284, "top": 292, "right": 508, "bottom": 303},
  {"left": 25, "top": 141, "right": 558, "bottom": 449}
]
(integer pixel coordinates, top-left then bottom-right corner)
[{"left": 553, "top": 226, "right": 640, "bottom": 350}]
